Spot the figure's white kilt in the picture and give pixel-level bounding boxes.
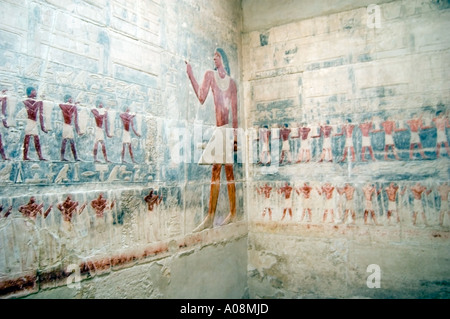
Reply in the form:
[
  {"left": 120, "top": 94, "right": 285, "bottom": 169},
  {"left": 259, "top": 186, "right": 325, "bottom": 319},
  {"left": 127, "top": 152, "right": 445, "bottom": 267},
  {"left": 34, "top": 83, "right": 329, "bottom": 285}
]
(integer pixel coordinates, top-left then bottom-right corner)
[{"left": 199, "top": 125, "right": 234, "bottom": 165}]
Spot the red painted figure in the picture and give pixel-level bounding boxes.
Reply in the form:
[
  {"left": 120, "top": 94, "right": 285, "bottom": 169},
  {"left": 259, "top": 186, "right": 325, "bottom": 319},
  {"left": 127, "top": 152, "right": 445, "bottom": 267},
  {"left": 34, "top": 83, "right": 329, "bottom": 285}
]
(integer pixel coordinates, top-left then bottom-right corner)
[
  {"left": 59, "top": 94, "right": 83, "bottom": 161},
  {"left": 432, "top": 110, "right": 450, "bottom": 158},
  {"left": 337, "top": 183, "right": 356, "bottom": 224},
  {"left": 296, "top": 123, "right": 312, "bottom": 163},
  {"left": 373, "top": 117, "right": 406, "bottom": 160},
  {"left": 91, "top": 100, "right": 113, "bottom": 163},
  {"left": 359, "top": 120, "right": 376, "bottom": 161},
  {"left": 0, "top": 89, "right": 10, "bottom": 160},
  {"left": 19, "top": 196, "right": 52, "bottom": 220},
  {"left": 144, "top": 188, "right": 163, "bottom": 212},
  {"left": 279, "top": 124, "right": 292, "bottom": 165},
  {"left": 91, "top": 193, "right": 115, "bottom": 218},
  {"left": 335, "top": 119, "right": 356, "bottom": 162},
  {"left": 120, "top": 108, "right": 141, "bottom": 163},
  {"left": 314, "top": 120, "right": 334, "bottom": 163},
  {"left": 384, "top": 182, "right": 401, "bottom": 224},
  {"left": 22, "top": 87, "right": 49, "bottom": 161},
  {"left": 362, "top": 183, "right": 381, "bottom": 225},
  {"left": 278, "top": 182, "right": 293, "bottom": 221},
  {"left": 406, "top": 114, "right": 432, "bottom": 160},
  {"left": 257, "top": 183, "right": 273, "bottom": 220},
  {"left": 410, "top": 182, "right": 432, "bottom": 226},
  {"left": 437, "top": 182, "right": 450, "bottom": 226},
  {"left": 296, "top": 182, "right": 313, "bottom": 223},
  {"left": 57, "top": 195, "right": 79, "bottom": 222},
  {"left": 186, "top": 48, "right": 238, "bottom": 232},
  {"left": 316, "top": 183, "right": 336, "bottom": 223}
]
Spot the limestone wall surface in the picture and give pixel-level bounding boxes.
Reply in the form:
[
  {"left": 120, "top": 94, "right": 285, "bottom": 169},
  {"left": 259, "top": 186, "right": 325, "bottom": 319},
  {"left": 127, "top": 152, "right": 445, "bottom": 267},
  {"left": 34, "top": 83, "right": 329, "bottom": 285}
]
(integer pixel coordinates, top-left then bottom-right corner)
[
  {"left": 242, "top": 0, "right": 450, "bottom": 298},
  {"left": 0, "top": 0, "right": 246, "bottom": 299}
]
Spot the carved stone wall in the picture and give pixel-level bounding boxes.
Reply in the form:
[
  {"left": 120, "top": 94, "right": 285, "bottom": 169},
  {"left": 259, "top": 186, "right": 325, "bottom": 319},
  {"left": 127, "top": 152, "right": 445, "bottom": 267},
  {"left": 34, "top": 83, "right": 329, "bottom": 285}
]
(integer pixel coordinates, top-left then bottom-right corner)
[
  {"left": 0, "top": 0, "right": 246, "bottom": 298},
  {"left": 243, "top": 0, "right": 450, "bottom": 298}
]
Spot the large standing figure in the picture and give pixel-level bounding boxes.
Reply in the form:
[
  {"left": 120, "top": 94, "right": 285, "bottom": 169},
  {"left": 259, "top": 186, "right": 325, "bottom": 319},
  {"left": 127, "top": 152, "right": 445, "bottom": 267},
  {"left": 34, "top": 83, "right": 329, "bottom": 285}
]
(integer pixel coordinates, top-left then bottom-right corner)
[
  {"left": 22, "top": 87, "right": 49, "bottom": 161},
  {"left": 186, "top": 48, "right": 238, "bottom": 232}
]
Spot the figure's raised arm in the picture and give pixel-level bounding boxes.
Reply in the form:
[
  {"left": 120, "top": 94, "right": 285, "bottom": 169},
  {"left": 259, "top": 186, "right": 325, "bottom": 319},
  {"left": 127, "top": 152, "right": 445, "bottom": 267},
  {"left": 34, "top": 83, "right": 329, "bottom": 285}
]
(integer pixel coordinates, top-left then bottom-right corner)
[{"left": 185, "top": 61, "right": 213, "bottom": 105}]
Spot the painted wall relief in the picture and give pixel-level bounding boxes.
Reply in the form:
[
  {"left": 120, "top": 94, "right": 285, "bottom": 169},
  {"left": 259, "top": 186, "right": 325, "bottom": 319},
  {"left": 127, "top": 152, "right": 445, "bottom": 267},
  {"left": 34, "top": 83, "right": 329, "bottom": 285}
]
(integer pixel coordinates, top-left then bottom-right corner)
[
  {"left": 253, "top": 180, "right": 450, "bottom": 228},
  {"left": 251, "top": 110, "right": 450, "bottom": 166},
  {"left": 0, "top": 87, "right": 154, "bottom": 186}
]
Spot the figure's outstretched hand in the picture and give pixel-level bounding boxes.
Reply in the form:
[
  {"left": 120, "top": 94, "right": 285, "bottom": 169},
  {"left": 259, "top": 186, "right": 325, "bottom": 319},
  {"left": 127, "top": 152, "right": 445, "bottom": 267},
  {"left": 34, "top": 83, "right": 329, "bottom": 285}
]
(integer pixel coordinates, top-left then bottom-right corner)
[{"left": 185, "top": 61, "right": 193, "bottom": 74}]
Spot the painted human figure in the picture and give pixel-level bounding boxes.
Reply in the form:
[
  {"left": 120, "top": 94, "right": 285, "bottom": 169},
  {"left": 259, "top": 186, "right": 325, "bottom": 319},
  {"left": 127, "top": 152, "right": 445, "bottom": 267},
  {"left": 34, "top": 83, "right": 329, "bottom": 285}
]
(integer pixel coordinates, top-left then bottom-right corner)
[
  {"left": 296, "top": 123, "right": 312, "bottom": 163},
  {"left": 57, "top": 195, "right": 86, "bottom": 224},
  {"left": 335, "top": 119, "right": 356, "bottom": 162},
  {"left": 432, "top": 110, "right": 450, "bottom": 158},
  {"left": 296, "top": 182, "right": 313, "bottom": 223},
  {"left": 91, "top": 100, "right": 113, "bottom": 163},
  {"left": 144, "top": 188, "right": 163, "bottom": 212},
  {"left": 256, "top": 183, "right": 273, "bottom": 220},
  {"left": 406, "top": 114, "right": 432, "bottom": 160},
  {"left": 120, "top": 108, "right": 141, "bottom": 163},
  {"left": 0, "top": 89, "right": 10, "bottom": 160},
  {"left": 186, "top": 48, "right": 238, "bottom": 231},
  {"left": 279, "top": 123, "right": 292, "bottom": 165},
  {"left": 22, "top": 87, "right": 49, "bottom": 161},
  {"left": 373, "top": 117, "right": 406, "bottom": 160},
  {"left": 337, "top": 183, "right": 356, "bottom": 224},
  {"left": 19, "top": 196, "right": 52, "bottom": 220},
  {"left": 362, "top": 183, "right": 381, "bottom": 225},
  {"left": 314, "top": 120, "right": 334, "bottom": 163},
  {"left": 384, "top": 182, "right": 401, "bottom": 225},
  {"left": 91, "top": 193, "right": 115, "bottom": 218},
  {"left": 278, "top": 182, "right": 293, "bottom": 221},
  {"left": 408, "top": 182, "right": 432, "bottom": 226},
  {"left": 437, "top": 182, "right": 450, "bottom": 226},
  {"left": 59, "top": 94, "right": 83, "bottom": 161},
  {"left": 258, "top": 125, "right": 271, "bottom": 165},
  {"left": 359, "top": 119, "right": 376, "bottom": 162},
  {"left": 316, "top": 183, "right": 336, "bottom": 223}
]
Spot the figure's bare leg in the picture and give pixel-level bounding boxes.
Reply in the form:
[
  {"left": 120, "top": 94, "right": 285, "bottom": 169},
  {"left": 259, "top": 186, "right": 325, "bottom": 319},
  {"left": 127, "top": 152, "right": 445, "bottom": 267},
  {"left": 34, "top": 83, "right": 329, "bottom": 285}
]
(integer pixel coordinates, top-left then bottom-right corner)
[
  {"left": 221, "top": 164, "right": 237, "bottom": 226},
  {"left": 61, "top": 139, "right": 67, "bottom": 161},
  {"left": 101, "top": 142, "right": 111, "bottom": 163},
  {"left": 70, "top": 140, "right": 79, "bottom": 161},
  {"left": 369, "top": 147, "right": 376, "bottom": 161},
  {"left": 193, "top": 164, "right": 221, "bottom": 232},
  {"left": 34, "top": 136, "right": 46, "bottom": 161}
]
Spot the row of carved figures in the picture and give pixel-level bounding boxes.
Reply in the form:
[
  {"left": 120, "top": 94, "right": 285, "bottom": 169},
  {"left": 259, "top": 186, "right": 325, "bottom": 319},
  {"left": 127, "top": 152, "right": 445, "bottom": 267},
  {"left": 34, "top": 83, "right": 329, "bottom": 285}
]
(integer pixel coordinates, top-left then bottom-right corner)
[
  {"left": 0, "top": 189, "right": 163, "bottom": 224},
  {"left": 0, "top": 88, "right": 142, "bottom": 163},
  {"left": 255, "top": 181, "right": 450, "bottom": 227},
  {"left": 253, "top": 110, "right": 450, "bottom": 165}
]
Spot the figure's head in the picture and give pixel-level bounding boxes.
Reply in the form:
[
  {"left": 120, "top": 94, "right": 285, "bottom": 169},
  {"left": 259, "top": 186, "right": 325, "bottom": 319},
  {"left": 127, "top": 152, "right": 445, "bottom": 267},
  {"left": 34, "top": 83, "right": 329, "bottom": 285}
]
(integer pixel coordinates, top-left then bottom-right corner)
[
  {"left": 64, "top": 94, "right": 73, "bottom": 103},
  {"left": 26, "top": 87, "right": 36, "bottom": 98},
  {"left": 214, "top": 48, "right": 230, "bottom": 76}
]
